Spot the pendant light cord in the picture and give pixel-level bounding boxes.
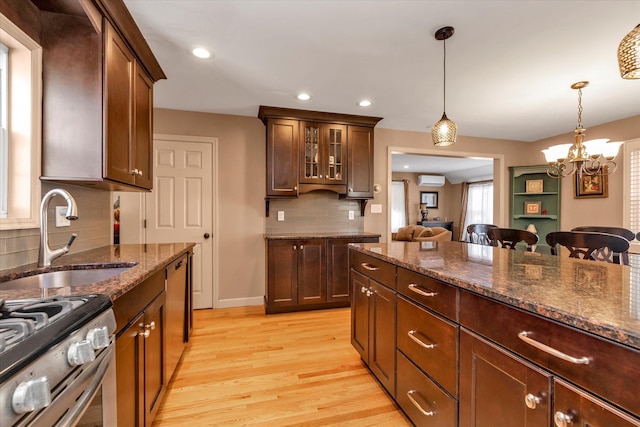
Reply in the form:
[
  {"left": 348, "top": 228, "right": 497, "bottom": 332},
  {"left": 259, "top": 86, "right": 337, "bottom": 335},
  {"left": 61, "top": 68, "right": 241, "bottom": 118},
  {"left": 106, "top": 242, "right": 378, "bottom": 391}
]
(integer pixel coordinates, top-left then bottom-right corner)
[{"left": 442, "top": 37, "right": 447, "bottom": 113}]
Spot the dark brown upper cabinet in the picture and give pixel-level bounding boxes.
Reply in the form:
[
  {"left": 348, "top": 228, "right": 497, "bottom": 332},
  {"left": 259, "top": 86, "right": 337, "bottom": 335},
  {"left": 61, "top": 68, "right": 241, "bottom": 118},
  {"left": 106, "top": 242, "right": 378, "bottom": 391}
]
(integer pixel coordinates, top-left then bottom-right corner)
[
  {"left": 259, "top": 106, "right": 382, "bottom": 199},
  {"left": 32, "top": 0, "right": 166, "bottom": 191}
]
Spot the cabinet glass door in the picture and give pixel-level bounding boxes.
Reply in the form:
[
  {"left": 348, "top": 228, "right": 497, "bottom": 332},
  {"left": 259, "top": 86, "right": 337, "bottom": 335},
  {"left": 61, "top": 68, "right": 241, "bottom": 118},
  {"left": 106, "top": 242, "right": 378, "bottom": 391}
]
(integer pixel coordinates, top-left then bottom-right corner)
[
  {"left": 324, "top": 124, "right": 347, "bottom": 184},
  {"left": 301, "top": 123, "right": 322, "bottom": 183}
]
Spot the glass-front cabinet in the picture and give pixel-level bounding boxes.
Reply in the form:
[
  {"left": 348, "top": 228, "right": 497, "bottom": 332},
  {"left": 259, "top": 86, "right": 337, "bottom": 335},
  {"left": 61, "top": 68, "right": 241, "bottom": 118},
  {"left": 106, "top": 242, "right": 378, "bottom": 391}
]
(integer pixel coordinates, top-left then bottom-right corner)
[{"left": 300, "top": 122, "right": 346, "bottom": 185}]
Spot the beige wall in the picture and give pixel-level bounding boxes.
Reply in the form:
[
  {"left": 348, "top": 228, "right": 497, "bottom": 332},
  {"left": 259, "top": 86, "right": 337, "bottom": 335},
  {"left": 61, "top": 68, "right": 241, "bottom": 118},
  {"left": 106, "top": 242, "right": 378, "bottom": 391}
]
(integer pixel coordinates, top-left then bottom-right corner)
[
  {"left": 153, "top": 109, "right": 266, "bottom": 303},
  {"left": 390, "top": 171, "right": 458, "bottom": 225}
]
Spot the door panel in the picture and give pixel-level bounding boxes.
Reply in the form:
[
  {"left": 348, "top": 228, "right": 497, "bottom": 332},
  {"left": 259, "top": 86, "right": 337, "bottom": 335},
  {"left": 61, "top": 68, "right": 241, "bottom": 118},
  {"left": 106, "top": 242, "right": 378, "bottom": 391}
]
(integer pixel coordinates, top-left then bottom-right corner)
[{"left": 146, "top": 136, "right": 215, "bottom": 309}]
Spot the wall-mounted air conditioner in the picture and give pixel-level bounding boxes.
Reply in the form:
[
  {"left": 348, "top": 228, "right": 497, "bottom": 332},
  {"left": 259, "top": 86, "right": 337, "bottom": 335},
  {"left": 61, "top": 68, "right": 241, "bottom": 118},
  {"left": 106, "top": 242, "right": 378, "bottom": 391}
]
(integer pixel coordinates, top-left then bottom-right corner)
[{"left": 417, "top": 175, "right": 445, "bottom": 187}]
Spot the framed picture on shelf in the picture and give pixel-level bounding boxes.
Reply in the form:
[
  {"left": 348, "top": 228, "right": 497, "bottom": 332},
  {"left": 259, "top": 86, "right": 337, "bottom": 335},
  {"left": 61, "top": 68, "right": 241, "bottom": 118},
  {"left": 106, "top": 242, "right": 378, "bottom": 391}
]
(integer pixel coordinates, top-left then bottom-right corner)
[
  {"left": 524, "top": 201, "right": 542, "bottom": 215},
  {"left": 574, "top": 168, "right": 608, "bottom": 199},
  {"left": 420, "top": 191, "right": 438, "bottom": 208},
  {"left": 525, "top": 179, "right": 544, "bottom": 193}
]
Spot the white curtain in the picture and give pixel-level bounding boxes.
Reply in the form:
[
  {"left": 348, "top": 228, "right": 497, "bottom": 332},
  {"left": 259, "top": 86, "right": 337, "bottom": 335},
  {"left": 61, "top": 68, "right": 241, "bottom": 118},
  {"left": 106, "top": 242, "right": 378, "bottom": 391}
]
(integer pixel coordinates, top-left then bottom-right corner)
[
  {"left": 461, "top": 182, "right": 493, "bottom": 241},
  {"left": 391, "top": 181, "right": 406, "bottom": 232}
]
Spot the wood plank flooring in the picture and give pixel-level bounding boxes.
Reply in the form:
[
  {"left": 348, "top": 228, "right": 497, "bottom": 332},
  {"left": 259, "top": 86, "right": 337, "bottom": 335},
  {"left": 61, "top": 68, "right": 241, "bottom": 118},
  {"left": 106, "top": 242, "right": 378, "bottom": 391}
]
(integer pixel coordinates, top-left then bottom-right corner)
[{"left": 152, "top": 306, "right": 411, "bottom": 426}]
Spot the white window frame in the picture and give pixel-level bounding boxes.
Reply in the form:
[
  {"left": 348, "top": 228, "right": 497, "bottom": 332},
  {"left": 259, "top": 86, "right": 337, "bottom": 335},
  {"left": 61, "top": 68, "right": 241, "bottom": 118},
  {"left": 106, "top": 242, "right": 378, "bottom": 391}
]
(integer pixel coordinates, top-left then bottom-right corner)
[
  {"left": 0, "top": 42, "right": 7, "bottom": 218},
  {"left": 624, "top": 138, "right": 640, "bottom": 254},
  {"left": 461, "top": 181, "right": 494, "bottom": 242},
  {"left": 0, "top": 13, "right": 42, "bottom": 229}
]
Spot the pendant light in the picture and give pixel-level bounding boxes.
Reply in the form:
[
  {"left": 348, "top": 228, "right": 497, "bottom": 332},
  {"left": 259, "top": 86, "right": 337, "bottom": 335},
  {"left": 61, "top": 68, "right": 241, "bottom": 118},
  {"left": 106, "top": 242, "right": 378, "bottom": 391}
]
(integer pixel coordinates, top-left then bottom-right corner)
[
  {"left": 432, "top": 26, "right": 457, "bottom": 147},
  {"left": 618, "top": 23, "right": 640, "bottom": 79}
]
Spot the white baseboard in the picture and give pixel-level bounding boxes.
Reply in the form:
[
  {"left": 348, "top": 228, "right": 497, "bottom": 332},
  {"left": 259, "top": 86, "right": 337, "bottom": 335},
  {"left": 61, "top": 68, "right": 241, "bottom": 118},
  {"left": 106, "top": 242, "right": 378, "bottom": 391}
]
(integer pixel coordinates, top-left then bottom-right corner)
[{"left": 214, "top": 296, "right": 264, "bottom": 308}]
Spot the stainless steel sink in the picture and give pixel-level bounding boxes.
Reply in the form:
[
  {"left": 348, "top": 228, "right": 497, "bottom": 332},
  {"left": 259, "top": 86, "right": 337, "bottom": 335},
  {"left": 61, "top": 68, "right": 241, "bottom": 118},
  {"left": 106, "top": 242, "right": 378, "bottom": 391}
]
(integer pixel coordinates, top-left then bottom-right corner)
[{"left": 0, "top": 266, "right": 133, "bottom": 289}]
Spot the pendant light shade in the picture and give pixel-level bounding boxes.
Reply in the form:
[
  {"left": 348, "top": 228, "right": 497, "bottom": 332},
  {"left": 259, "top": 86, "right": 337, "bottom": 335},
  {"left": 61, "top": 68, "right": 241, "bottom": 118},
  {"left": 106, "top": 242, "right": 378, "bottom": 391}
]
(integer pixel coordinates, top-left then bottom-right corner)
[
  {"left": 618, "top": 23, "right": 640, "bottom": 79},
  {"left": 432, "top": 26, "right": 457, "bottom": 146}
]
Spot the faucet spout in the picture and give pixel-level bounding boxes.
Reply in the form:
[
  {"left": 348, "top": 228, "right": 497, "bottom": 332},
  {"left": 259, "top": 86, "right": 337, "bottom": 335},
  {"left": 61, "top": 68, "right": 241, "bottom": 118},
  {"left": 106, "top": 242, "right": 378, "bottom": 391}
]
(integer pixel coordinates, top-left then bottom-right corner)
[{"left": 38, "top": 189, "right": 79, "bottom": 267}]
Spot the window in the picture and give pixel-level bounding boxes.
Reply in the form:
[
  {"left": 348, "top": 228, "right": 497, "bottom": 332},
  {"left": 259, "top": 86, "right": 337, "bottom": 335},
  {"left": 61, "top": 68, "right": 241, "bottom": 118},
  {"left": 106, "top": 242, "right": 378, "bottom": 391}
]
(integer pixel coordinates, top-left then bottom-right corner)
[
  {"left": 0, "top": 42, "right": 7, "bottom": 218},
  {"left": 462, "top": 181, "right": 494, "bottom": 241},
  {"left": 624, "top": 138, "right": 640, "bottom": 253},
  {"left": 391, "top": 181, "right": 406, "bottom": 232},
  {"left": 0, "top": 13, "right": 42, "bottom": 229}
]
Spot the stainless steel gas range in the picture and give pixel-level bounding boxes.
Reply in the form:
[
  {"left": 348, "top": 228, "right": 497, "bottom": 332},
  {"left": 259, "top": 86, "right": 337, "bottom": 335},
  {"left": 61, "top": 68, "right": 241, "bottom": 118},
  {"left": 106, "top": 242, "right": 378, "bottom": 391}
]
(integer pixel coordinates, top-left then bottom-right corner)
[{"left": 0, "top": 294, "right": 117, "bottom": 426}]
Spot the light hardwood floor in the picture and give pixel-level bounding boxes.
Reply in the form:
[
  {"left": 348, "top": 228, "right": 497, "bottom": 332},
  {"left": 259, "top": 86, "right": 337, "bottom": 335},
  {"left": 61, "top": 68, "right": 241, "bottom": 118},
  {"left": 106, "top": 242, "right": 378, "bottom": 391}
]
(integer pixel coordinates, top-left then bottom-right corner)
[{"left": 152, "top": 306, "right": 411, "bottom": 426}]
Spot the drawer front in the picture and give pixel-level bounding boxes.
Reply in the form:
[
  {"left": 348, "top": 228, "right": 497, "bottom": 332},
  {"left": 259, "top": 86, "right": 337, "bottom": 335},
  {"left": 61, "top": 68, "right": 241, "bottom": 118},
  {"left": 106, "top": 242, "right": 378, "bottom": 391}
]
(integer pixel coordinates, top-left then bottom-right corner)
[
  {"left": 350, "top": 250, "right": 395, "bottom": 289},
  {"left": 397, "top": 267, "right": 458, "bottom": 321},
  {"left": 460, "top": 290, "right": 640, "bottom": 419},
  {"left": 397, "top": 296, "right": 458, "bottom": 396},
  {"left": 396, "top": 350, "right": 457, "bottom": 427},
  {"left": 554, "top": 379, "right": 640, "bottom": 427}
]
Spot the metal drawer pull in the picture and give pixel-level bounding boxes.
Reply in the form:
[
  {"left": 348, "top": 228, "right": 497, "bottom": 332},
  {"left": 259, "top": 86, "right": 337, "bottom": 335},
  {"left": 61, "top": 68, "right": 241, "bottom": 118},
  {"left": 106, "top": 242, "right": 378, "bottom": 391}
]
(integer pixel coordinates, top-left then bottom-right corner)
[
  {"left": 554, "top": 411, "right": 574, "bottom": 427},
  {"left": 408, "top": 330, "right": 436, "bottom": 349},
  {"left": 406, "top": 390, "right": 435, "bottom": 416},
  {"left": 518, "top": 332, "right": 589, "bottom": 365},
  {"left": 361, "top": 262, "right": 379, "bottom": 271},
  {"left": 408, "top": 284, "right": 438, "bottom": 297}
]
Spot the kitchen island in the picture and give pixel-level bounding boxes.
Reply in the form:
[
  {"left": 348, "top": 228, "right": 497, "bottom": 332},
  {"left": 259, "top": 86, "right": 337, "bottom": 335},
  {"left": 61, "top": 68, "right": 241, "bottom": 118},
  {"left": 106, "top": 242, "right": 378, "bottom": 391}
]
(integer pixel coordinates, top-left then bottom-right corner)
[{"left": 350, "top": 240, "right": 640, "bottom": 426}]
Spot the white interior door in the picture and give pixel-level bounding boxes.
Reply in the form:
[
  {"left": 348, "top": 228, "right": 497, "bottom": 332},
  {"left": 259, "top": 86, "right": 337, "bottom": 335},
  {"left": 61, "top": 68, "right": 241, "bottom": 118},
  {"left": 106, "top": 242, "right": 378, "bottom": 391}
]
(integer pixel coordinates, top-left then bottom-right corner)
[{"left": 145, "top": 134, "right": 216, "bottom": 309}]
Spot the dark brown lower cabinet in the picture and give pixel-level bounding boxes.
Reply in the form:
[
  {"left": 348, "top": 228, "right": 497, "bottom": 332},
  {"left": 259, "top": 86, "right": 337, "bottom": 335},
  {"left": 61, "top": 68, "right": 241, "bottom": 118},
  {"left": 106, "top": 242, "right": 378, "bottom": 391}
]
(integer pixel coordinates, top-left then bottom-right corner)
[
  {"left": 265, "top": 236, "right": 379, "bottom": 313},
  {"left": 116, "top": 290, "right": 166, "bottom": 427},
  {"left": 350, "top": 269, "right": 396, "bottom": 396},
  {"left": 114, "top": 268, "right": 167, "bottom": 427},
  {"left": 553, "top": 379, "right": 640, "bottom": 427},
  {"left": 165, "top": 254, "right": 189, "bottom": 382},
  {"left": 460, "top": 329, "right": 551, "bottom": 427}
]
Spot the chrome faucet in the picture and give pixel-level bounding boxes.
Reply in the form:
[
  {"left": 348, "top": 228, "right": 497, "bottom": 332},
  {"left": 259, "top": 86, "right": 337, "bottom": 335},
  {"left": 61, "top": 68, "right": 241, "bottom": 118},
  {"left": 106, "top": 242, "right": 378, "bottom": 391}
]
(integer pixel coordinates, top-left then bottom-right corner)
[{"left": 38, "top": 189, "right": 79, "bottom": 267}]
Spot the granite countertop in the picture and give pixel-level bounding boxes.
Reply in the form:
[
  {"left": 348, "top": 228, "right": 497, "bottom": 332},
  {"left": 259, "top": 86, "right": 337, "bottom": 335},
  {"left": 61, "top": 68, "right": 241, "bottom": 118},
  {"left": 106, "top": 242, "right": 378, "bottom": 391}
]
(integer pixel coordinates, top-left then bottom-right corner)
[
  {"left": 350, "top": 241, "right": 640, "bottom": 351},
  {"left": 0, "top": 243, "right": 195, "bottom": 301},
  {"left": 264, "top": 231, "right": 381, "bottom": 240}
]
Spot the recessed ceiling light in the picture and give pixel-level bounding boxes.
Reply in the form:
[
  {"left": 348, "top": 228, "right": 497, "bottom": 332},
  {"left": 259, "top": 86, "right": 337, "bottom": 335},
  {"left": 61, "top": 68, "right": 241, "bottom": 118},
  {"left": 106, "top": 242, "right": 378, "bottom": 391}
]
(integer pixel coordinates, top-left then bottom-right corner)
[
  {"left": 358, "top": 100, "right": 372, "bottom": 107},
  {"left": 403, "top": 165, "right": 409, "bottom": 169},
  {"left": 192, "top": 48, "right": 211, "bottom": 59},
  {"left": 297, "top": 93, "right": 311, "bottom": 101}
]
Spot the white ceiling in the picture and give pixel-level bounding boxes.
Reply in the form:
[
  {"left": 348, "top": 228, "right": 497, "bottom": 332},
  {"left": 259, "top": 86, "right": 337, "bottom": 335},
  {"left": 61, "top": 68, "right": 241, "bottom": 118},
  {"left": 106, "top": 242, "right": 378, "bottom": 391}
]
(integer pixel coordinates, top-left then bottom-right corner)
[{"left": 124, "top": 0, "right": 640, "bottom": 144}]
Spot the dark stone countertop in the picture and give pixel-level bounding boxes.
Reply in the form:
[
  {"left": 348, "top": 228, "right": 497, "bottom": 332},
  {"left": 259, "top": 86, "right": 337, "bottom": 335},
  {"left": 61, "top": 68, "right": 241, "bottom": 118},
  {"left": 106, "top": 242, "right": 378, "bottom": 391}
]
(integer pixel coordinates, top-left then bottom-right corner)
[
  {"left": 0, "top": 243, "right": 195, "bottom": 301},
  {"left": 264, "top": 232, "right": 381, "bottom": 240},
  {"left": 350, "top": 241, "right": 640, "bottom": 351}
]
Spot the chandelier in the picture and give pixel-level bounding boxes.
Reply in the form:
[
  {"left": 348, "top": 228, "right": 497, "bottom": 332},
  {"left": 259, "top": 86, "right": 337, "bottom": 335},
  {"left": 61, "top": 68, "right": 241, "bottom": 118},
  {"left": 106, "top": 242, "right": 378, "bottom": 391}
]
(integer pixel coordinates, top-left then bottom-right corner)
[
  {"left": 432, "top": 26, "right": 457, "bottom": 147},
  {"left": 542, "top": 81, "right": 623, "bottom": 179}
]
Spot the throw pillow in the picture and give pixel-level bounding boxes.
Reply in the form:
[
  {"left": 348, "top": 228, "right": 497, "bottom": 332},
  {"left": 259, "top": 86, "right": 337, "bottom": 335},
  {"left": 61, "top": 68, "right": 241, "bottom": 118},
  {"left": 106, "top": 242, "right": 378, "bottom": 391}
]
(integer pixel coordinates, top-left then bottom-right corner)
[
  {"left": 395, "top": 226, "right": 414, "bottom": 241},
  {"left": 418, "top": 227, "right": 434, "bottom": 237}
]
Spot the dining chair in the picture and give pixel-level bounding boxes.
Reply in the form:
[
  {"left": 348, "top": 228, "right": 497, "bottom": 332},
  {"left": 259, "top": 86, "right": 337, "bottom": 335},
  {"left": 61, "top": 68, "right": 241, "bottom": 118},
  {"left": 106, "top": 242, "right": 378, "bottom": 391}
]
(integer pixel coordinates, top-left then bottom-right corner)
[
  {"left": 487, "top": 227, "right": 539, "bottom": 251},
  {"left": 467, "top": 224, "right": 498, "bottom": 246},
  {"left": 571, "top": 226, "right": 636, "bottom": 242},
  {"left": 545, "top": 231, "right": 630, "bottom": 265}
]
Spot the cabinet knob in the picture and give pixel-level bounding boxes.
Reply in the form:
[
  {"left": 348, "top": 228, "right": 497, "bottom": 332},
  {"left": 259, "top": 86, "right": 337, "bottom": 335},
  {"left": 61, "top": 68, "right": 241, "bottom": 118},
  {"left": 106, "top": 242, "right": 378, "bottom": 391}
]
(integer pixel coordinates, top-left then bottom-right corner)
[
  {"left": 293, "top": 245, "right": 297, "bottom": 250},
  {"left": 131, "top": 168, "right": 138, "bottom": 175},
  {"left": 294, "top": 186, "right": 298, "bottom": 191},
  {"left": 300, "top": 245, "right": 304, "bottom": 250},
  {"left": 554, "top": 411, "right": 574, "bottom": 427},
  {"left": 349, "top": 188, "right": 353, "bottom": 192},
  {"left": 524, "top": 393, "right": 542, "bottom": 409},
  {"left": 137, "top": 169, "right": 143, "bottom": 176}
]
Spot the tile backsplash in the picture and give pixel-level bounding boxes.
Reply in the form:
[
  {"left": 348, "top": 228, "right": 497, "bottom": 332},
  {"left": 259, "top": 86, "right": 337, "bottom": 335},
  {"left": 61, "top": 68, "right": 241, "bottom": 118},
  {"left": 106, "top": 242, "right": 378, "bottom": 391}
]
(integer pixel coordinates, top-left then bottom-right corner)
[
  {"left": 265, "top": 191, "right": 364, "bottom": 234},
  {"left": 0, "top": 182, "right": 111, "bottom": 270}
]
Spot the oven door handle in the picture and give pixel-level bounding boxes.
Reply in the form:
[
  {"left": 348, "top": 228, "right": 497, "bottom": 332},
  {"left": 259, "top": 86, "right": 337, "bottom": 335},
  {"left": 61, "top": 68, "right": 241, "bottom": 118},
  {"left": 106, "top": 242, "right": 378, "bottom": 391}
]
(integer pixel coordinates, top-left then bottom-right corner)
[{"left": 54, "top": 344, "right": 114, "bottom": 427}]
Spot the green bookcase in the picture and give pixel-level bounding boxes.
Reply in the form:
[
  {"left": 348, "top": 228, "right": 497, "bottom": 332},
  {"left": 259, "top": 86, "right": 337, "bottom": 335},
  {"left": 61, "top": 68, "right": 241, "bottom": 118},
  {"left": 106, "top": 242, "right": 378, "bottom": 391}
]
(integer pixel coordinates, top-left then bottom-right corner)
[{"left": 509, "top": 165, "right": 561, "bottom": 254}]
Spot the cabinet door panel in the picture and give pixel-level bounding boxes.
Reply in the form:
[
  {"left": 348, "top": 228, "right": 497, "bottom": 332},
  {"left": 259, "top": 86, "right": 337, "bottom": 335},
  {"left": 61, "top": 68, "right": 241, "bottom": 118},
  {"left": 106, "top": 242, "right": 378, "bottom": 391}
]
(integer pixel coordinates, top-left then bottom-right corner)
[
  {"left": 554, "top": 379, "right": 640, "bottom": 427},
  {"left": 369, "top": 280, "right": 396, "bottom": 396},
  {"left": 267, "top": 240, "right": 297, "bottom": 307},
  {"left": 460, "top": 329, "right": 551, "bottom": 427},
  {"left": 267, "top": 119, "right": 299, "bottom": 196},
  {"left": 133, "top": 64, "right": 153, "bottom": 189},
  {"left": 347, "top": 126, "right": 373, "bottom": 198},
  {"left": 104, "top": 22, "right": 134, "bottom": 185},
  {"left": 144, "top": 293, "right": 166, "bottom": 426},
  {"left": 299, "top": 122, "right": 323, "bottom": 184},
  {"left": 116, "top": 312, "right": 144, "bottom": 427},
  {"left": 327, "top": 238, "right": 378, "bottom": 302},
  {"left": 350, "top": 269, "right": 370, "bottom": 362},
  {"left": 297, "top": 239, "right": 326, "bottom": 305}
]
